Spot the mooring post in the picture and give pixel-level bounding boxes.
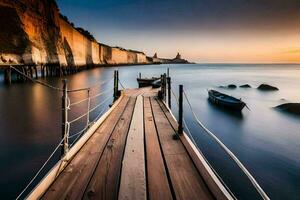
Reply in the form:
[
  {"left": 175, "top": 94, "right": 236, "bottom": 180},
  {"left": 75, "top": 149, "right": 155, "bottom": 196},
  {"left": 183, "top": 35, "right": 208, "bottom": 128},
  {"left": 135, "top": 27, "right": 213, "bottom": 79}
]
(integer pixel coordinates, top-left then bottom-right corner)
[
  {"left": 139, "top": 72, "right": 141, "bottom": 79},
  {"left": 61, "top": 79, "right": 69, "bottom": 157},
  {"left": 4, "top": 66, "right": 12, "bottom": 85},
  {"left": 167, "top": 67, "right": 170, "bottom": 77},
  {"left": 113, "top": 70, "right": 119, "bottom": 100},
  {"left": 87, "top": 89, "right": 91, "bottom": 127},
  {"left": 178, "top": 85, "right": 183, "bottom": 134},
  {"left": 116, "top": 70, "right": 119, "bottom": 98},
  {"left": 160, "top": 74, "right": 164, "bottom": 100},
  {"left": 167, "top": 76, "right": 171, "bottom": 109},
  {"left": 164, "top": 73, "right": 167, "bottom": 101}
]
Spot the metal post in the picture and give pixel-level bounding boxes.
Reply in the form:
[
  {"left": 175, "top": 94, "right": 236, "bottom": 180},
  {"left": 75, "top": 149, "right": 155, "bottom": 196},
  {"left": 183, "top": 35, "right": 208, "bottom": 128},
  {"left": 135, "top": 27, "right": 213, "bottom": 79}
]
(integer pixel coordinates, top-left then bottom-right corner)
[
  {"left": 113, "top": 70, "right": 117, "bottom": 100},
  {"left": 61, "top": 79, "right": 69, "bottom": 157},
  {"left": 178, "top": 85, "right": 183, "bottom": 134},
  {"left": 167, "top": 77, "right": 171, "bottom": 109},
  {"left": 87, "top": 89, "right": 91, "bottom": 127}
]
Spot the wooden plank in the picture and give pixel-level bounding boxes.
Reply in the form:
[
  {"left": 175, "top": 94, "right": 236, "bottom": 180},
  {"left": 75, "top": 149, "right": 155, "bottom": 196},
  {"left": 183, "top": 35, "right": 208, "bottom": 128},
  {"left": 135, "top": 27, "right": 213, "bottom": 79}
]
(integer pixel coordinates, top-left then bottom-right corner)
[
  {"left": 157, "top": 100, "right": 234, "bottom": 200},
  {"left": 83, "top": 97, "right": 136, "bottom": 200},
  {"left": 144, "top": 97, "right": 173, "bottom": 200},
  {"left": 42, "top": 97, "right": 130, "bottom": 199},
  {"left": 150, "top": 97, "right": 214, "bottom": 200},
  {"left": 118, "top": 95, "right": 146, "bottom": 200}
]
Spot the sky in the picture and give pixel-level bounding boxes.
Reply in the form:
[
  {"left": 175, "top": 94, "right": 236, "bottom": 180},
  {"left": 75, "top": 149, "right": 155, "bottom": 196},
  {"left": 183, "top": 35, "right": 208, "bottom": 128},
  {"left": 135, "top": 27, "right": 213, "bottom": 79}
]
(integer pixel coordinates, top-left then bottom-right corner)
[{"left": 57, "top": 0, "right": 300, "bottom": 63}]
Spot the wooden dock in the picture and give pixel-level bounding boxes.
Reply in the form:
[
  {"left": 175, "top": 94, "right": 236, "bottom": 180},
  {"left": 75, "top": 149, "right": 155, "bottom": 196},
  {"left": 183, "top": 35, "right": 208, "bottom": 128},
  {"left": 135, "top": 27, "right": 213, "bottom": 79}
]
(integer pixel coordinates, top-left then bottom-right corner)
[{"left": 27, "top": 87, "right": 233, "bottom": 200}]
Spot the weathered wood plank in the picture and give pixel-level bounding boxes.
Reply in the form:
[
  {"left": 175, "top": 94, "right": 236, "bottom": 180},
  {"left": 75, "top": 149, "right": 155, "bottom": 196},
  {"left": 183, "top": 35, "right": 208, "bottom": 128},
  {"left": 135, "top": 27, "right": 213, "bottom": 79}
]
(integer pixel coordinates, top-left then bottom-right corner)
[
  {"left": 157, "top": 99, "right": 233, "bottom": 200},
  {"left": 150, "top": 97, "right": 214, "bottom": 200},
  {"left": 42, "top": 97, "right": 130, "bottom": 200},
  {"left": 118, "top": 95, "right": 146, "bottom": 200},
  {"left": 144, "top": 97, "right": 173, "bottom": 200},
  {"left": 83, "top": 97, "right": 136, "bottom": 200}
]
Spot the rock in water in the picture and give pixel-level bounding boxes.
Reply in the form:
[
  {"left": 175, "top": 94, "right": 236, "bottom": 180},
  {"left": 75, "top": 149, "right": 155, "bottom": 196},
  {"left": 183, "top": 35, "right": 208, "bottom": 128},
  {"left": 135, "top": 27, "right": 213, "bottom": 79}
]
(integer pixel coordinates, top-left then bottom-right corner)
[
  {"left": 240, "top": 84, "right": 251, "bottom": 88},
  {"left": 275, "top": 103, "right": 300, "bottom": 115},
  {"left": 257, "top": 84, "right": 279, "bottom": 91},
  {"left": 227, "top": 84, "right": 237, "bottom": 89}
]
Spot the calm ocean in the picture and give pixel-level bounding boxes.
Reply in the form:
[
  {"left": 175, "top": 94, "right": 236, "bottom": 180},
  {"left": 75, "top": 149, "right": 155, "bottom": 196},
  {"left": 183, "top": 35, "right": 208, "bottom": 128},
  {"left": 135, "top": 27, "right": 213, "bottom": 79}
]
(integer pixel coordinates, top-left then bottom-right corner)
[{"left": 0, "top": 64, "right": 299, "bottom": 199}]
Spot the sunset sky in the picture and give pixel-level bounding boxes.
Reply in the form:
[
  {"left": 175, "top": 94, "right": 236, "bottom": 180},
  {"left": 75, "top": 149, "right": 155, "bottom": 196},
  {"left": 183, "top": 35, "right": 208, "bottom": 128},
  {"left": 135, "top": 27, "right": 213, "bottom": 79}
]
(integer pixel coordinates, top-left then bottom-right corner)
[{"left": 57, "top": 0, "right": 300, "bottom": 63}]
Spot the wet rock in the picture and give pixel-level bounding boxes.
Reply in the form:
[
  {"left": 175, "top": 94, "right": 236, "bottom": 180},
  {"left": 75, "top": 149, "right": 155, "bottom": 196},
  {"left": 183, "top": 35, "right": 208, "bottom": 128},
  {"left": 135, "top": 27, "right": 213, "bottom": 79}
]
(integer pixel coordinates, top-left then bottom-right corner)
[
  {"left": 275, "top": 103, "right": 300, "bottom": 115},
  {"left": 257, "top": 84, "right": 279, "bottom": 91},
  {"left": 239, "top": 84, "right": 251, "bottom": 88},
  {"left": 227, "top": 84, "right": 237, "bottom": 89}
]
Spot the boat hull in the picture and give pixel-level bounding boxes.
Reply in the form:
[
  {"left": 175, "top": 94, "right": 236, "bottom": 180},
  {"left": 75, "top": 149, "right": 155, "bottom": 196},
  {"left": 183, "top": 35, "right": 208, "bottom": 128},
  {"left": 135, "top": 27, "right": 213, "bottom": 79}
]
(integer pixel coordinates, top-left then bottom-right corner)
[
  {"left": 208, "top": 90, "right": 246, "bottom": 111},
  {"left": 137, "top": 77, "right": 160, "bottom": 88}
]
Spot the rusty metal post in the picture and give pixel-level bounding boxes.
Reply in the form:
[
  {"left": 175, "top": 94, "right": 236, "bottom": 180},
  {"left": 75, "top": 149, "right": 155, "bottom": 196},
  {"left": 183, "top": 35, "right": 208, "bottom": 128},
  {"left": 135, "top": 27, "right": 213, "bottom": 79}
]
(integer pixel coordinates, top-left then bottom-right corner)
[{"left": 178, "top": 85, "right": 183, "bottom": 134}]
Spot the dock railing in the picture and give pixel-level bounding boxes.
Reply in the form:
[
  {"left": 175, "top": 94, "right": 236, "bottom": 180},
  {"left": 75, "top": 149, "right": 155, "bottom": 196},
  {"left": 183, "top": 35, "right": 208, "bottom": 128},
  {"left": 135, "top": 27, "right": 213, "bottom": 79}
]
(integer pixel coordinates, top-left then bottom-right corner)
[
  {"left": 163, "top": 69, "right": 270, "bottom": 200},
  {"left": 14, "top": 68, "right": 124, "bottom": 199}
]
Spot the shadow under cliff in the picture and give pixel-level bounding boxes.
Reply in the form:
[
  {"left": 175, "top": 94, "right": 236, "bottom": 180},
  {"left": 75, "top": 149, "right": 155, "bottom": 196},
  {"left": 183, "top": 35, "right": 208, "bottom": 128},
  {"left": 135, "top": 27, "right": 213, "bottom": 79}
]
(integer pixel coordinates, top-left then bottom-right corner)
[{"left": 0, "top": 6, "right": 30, "bottom": 55}]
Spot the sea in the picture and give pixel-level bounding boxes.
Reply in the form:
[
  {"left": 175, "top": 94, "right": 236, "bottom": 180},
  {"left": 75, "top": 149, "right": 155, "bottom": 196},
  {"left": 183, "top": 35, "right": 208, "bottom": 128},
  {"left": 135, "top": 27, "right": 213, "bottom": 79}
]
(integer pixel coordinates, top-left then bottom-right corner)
[{"left": 0, "top": 64, "right": 299, "bottom": 199}]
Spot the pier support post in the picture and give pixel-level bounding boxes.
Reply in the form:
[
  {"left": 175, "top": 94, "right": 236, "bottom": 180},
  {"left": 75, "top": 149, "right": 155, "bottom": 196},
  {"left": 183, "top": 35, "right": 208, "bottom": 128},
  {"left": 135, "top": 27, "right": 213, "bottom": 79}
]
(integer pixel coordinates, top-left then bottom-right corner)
[
  {"left": 61, "top": 79, "right": 69, "bottom": 157},
  {"left": 167, "top": 68, "right": 170, "bottom": 77},
  {"left": 159, "top": 74, "right": 164, "bottom": 100},
  {"left": 113, "top": 70, "right": 119, "bottom": 101},
  {"left": 87, "top": 89, "right": 91, "bottom": 127},
  {"left": 163, "top": 73, "right": 167, "bottom": 101},
  {"left": 178, "top": 85, "right": 183, "bottom": 134},
  {"left": 167, "top": 76, "right": 171, "bottom": 109},
  {"left": 4, "top": 66, "right": 12, "bottom": 85}
]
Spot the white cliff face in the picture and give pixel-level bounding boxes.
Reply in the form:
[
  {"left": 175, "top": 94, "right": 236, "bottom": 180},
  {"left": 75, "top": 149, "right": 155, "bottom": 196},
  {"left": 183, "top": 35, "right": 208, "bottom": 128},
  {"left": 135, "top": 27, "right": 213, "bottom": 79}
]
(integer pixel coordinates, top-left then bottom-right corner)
[{"left": 0, "top": 0, "right": 149, "bottom": 66}]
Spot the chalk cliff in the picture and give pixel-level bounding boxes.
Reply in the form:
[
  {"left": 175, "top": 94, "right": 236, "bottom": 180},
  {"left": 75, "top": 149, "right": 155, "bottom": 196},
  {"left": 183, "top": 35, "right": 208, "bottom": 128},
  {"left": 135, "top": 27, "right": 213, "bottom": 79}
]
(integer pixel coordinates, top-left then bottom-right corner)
[{"left": 0, "top": 0, "right": 188, "bottom": 67}]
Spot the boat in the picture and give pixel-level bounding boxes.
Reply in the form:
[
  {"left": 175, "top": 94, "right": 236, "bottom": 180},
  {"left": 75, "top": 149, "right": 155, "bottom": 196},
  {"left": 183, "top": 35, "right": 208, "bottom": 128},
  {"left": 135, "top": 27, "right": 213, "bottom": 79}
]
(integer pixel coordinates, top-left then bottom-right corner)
[
  {"left": 208, "top": 90, "right": 246, "bottom": 111},
  {"left": 137, "top": 77, "right": 160, "bottom": 88}
]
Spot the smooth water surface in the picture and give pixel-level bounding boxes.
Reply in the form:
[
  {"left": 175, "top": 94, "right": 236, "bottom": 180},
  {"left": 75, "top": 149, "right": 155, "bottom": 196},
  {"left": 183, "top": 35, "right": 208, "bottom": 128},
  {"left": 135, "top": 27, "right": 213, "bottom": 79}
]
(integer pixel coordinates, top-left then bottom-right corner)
[{"left": 0, "top": 64, "right": 299, "bottom": 199}]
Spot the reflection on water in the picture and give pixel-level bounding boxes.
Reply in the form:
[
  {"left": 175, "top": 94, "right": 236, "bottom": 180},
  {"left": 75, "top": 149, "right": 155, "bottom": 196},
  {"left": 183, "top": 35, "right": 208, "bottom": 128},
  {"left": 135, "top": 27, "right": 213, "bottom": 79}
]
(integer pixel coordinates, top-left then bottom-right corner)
[
  {"left": 207, "top": 99, "right": 244, "bottom": 119},
  {"left": 0, "top": 64, "right": 300, "bottom": 199}
]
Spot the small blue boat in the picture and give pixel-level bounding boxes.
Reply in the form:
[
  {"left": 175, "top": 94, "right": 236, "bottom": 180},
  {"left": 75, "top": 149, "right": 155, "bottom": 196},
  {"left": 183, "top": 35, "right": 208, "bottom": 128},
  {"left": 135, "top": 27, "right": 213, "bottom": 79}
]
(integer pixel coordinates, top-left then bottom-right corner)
[{"left": 208, "top": 90, "right": 246, "bottom": 111}]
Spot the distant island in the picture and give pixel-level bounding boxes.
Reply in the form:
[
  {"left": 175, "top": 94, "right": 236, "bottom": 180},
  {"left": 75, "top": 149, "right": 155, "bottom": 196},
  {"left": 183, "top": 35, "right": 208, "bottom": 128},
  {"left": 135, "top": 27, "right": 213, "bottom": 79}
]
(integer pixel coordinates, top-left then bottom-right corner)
[{"left": 0, "top": 0, "right": 190, "bottom": 71}]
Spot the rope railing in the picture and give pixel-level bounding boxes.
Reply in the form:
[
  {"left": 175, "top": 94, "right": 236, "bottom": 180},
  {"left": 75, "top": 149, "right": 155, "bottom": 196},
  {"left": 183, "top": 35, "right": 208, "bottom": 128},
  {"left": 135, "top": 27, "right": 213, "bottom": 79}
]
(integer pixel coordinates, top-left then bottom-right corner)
[
  {"left": 118, "top": 77, "right": 126, "bottom": 90},
  {"left": 69, "top": 107, "right": 107, "bottom": 148},
  {"left": 67, "top": 77, "right": 114, "bottom": 93},
  {"left": 179, "top": 89, "right": 270, "bottom": 200},
  {"left": 14, "top": 68, "right": 120, "bottom": 199},
  {"left": 15, "top": 138, "right": 64, "bottom": 200}
]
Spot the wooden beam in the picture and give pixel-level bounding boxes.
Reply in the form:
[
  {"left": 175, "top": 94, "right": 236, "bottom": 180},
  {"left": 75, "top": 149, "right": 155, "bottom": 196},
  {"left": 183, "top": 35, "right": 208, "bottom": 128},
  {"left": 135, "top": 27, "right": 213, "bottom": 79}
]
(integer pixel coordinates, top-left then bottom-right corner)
[
  {"left": 144, "top": 97, "right": 173, "bottom": 200},
  {"left": 83, "top": 97, "right": 136, "bottom": 200},
  {"left": 150, "top": 97, "right": 214, "bottom": 200},
  {"left": 118, "top": 95, "right": 147, "bottom": 200}
]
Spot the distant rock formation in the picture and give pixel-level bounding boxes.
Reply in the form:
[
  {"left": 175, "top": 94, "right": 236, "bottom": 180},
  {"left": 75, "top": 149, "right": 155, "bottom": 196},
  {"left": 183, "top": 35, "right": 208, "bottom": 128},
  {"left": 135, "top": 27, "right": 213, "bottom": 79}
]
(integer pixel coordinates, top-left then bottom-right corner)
[
  {"left": 175, "top": 52, "right": 181, "bottom": 59},
  {"left": 275, "top": 103, "right": 300, "bottom": 115},
  {"left": 240, "top": 84, "right": 252, "bottom": 88},
  {"left": 227, "top": 84, "right": 237, "bottom": 89},
  {"left": 150, "top": 52, "right": 190, "bottom": 64},
  {"left": 257, "top": 84, "right": 279, "bottom": 91}
]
